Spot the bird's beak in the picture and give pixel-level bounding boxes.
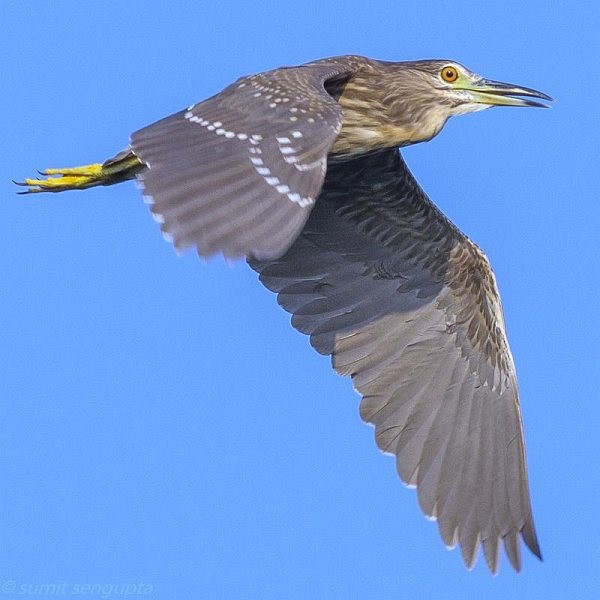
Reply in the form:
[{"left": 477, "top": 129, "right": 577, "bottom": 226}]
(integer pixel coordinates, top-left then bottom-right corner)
[{"left": 460, "top": 78, "right": 553, "bottom": 108}]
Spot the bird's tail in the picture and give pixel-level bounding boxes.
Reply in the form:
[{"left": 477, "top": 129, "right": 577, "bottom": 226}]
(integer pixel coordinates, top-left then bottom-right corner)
[{"left": 15, "top": 149, "right": 144, "bottom": 194}]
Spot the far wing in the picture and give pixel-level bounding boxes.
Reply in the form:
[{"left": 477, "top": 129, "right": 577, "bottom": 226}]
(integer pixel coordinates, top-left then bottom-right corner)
[
  {"left": 249, "top": 148, "right": 540, "bottom": 573},
  {"left": 131, "top": 59, "right": 358, "bottom": 260}
]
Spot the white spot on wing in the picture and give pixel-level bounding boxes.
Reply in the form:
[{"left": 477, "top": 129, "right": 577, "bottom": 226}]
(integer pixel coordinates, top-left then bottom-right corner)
[
  {"left": 296, "top": 196, "right": 313, "bottom": 208},
  {"left": 293, "top": 156, "right": 326, "bottom": 172},
  {"left": 184, "top": 111, "right": 248, "bottom": 141},
  {"left": 246, "top": 143, "right": 315, "bottom": 208}
]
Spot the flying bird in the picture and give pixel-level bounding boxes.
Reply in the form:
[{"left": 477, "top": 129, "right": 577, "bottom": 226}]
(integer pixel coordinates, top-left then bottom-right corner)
[{"left": 17, "top": 55, "right": 551, "bottom": 573}]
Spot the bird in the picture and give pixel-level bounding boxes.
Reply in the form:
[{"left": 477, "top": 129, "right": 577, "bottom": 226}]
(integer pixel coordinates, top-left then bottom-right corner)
[{"left": 16, "top": 55, "right": 551, "bottom": 573}]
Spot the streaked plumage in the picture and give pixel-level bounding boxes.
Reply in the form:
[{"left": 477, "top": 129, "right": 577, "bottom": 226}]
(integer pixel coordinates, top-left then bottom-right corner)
[{"left": 17, "top": 54, "right": 551, "bottom": 573}]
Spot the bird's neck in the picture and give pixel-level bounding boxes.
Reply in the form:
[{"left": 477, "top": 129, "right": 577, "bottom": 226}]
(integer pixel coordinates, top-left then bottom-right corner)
[{"left": 330, "top": 73, "right": 446, "bottom": 158}]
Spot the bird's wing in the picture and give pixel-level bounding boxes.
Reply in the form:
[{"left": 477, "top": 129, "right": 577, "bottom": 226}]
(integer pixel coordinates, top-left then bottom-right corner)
[
  {"left": 130, "top": 60, "right": 357, "bottom": 260},
  {"left": 248, "top": 148, "right": 540, "bottom": 573}
]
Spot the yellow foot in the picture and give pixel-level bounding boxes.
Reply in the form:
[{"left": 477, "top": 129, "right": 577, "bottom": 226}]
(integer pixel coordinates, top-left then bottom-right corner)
[{"left": 15, "top": 163, "right": 105, "bottom": 193}]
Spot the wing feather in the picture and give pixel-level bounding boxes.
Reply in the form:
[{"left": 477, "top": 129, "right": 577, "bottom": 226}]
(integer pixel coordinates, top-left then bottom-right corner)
[{"left": 249, "top": 147, "right": 540, "bottom": 572}]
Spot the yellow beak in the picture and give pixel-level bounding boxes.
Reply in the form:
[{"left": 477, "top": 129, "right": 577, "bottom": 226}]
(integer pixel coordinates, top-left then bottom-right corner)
[{"left": 460, "top": 78, "right": 553, "bottom": 108}]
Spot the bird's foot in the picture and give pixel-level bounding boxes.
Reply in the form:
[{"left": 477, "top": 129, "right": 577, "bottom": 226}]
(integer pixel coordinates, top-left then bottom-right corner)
[{"left": 14, "top": 163, "right": 106, "bottom": 193}]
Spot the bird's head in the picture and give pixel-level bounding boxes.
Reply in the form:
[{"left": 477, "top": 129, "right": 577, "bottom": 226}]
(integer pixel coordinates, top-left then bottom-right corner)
[{"left": 378, "top": 59, "right": 552, "bottom": 145}]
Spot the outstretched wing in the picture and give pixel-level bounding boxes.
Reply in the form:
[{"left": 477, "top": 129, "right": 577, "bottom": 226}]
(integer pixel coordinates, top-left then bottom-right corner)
[
  {"left": 131, "top": 58, "right": 360, "bottom": 260},
  {"left": 249, "top": 148, "right": 540, "bottom": 573}
]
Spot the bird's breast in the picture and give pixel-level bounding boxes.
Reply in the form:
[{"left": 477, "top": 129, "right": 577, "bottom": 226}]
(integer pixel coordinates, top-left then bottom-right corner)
[
  {"left": 331, "top": 121, "right": 424, "bottom": 157},
  {"left": 331, "top": 93, "right": 438, "bottom": 156}
]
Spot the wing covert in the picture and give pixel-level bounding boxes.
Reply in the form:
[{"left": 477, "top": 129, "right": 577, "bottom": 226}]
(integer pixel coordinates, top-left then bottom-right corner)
[{"left": 131, "top": 59, "right": 362, "bottom": 260}]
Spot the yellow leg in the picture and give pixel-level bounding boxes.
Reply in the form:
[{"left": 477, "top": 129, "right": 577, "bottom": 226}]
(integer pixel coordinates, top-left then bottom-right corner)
[
  {"left": 43, "top": 164, "right": 104, "bottom": 177},
  {"left": 15, "top": 151, "right": 143, "bottom": 194},
  {"left": 16, "top": 163, "right": 106, "bottom": 193}
]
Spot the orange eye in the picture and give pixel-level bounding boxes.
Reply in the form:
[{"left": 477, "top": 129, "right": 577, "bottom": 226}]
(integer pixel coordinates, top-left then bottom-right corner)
[{"left": 441, "top": 66, "right": 459, "bottom": 83}]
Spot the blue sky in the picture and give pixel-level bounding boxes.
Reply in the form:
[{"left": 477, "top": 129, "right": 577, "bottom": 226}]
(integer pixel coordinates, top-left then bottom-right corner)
[{"left": 2, "top": 1, "right": 599, "bottom": 598}]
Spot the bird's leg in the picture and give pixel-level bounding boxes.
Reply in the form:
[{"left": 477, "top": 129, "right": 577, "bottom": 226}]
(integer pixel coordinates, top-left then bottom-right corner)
[
  {"left": 17, "top": 163, "right": 105, "bottom": 193},
  {"left": 15, "top": 149, "right": 144, "bottom": 194}
]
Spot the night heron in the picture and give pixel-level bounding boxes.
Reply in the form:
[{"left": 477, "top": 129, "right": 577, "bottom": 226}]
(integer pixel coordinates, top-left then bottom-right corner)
[{"left": 17, "top": 55, "right": 551, "bottom": 573}]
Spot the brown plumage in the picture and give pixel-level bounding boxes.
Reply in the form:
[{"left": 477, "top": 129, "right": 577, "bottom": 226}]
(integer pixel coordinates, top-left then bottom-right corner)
[{"left": 17, "top": 54, "right": 552, "bottom": 573}]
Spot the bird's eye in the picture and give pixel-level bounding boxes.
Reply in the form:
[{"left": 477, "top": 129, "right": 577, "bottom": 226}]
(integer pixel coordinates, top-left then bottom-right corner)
[{"left": 441, "top": 66, "right": 459, "bottom": 83}]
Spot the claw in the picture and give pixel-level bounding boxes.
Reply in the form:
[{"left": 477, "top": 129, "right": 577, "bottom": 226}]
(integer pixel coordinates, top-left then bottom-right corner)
[{"left": 13, "top": 179, "right": 50, "bottom": 194}]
